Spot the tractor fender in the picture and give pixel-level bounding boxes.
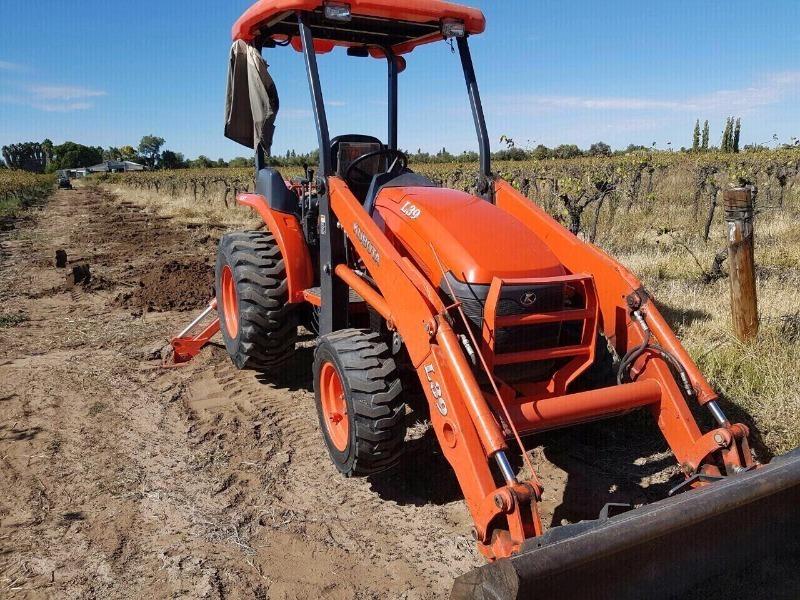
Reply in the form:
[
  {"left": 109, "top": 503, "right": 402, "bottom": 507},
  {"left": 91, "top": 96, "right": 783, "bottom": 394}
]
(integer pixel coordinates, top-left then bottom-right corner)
[{"left": 236, "top": 193, "right": 314, "bottom": 303}]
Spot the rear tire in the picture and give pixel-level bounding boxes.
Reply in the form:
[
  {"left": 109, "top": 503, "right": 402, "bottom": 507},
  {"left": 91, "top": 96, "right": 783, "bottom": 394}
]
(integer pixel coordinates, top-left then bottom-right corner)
[
  {"left": 215, "top": 231, "right": 297, "bottom": 370},
  {"left": 313, "top": 329, "right": 406, "bottom": 476}
]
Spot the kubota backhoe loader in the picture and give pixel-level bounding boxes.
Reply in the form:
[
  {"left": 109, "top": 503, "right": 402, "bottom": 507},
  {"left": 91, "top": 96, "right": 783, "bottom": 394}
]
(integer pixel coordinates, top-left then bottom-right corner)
[{"left": 170, "top": 1, "right": 800, "bottom": 598}]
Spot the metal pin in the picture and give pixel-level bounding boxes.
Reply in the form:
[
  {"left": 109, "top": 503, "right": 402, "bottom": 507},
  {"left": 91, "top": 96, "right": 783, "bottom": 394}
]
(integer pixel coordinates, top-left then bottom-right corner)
[
  {"left": 707, "top": 400, "right": 730, "bottom": 426},
  {"left": 494, "top": 451, "right": 517, "bottom": 484}
]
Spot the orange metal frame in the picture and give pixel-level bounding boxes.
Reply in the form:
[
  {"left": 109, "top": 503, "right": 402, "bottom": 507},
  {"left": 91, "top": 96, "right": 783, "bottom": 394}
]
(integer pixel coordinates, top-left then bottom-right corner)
[
  {"left": 202, "top": 170, "right": 757, "bottom": 560},
  {"left": 481, "top": 273, "right": 599, "bottom": 392},
  {"left": 233, "top": 0, "right": 486, "bottom": 52},
  {"left": 172, "top": 171, "right": 755, "bottom": 560},
  {"left": 319, "top": 176, "right": 752, "bottom": 558},
  {"left": 170, "top": 300, "right": 221, "bottom": 364}
]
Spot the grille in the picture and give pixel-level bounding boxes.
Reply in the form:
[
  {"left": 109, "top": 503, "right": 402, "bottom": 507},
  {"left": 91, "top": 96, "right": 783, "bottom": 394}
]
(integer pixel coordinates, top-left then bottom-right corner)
[
  {"left": 443, "top": 274, "right": 586, "bottom": 361},
  {"left": 495, "top": 320, "right": 583, "bottom": 354},
  {"left": 496, "top": 284, "right": 565, "bottom": 315}
]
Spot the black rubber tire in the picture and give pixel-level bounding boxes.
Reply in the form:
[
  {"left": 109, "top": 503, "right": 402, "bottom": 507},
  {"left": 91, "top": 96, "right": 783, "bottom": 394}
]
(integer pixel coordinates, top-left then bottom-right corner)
[
  {"left": 215, "top": 231, "right": 297, "bottom": 370},
  {"left": 313, "top": 329, "right": 406, "bottom": 476}
]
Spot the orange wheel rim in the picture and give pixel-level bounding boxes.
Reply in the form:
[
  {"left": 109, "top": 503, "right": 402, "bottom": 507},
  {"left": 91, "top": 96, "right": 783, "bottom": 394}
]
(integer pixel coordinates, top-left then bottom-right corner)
[
  {"left": 319, "top": 362, "right": 349, "bottom": 452},
  {"left": 220, "top": 265, "right": 239, "bottom": 338}
]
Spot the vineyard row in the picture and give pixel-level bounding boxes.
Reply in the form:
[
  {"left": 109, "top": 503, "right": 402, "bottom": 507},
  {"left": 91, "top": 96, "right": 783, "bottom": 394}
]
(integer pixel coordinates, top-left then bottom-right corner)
[{"left": 95, "top": 150, "right": 799, "bottom": 240}]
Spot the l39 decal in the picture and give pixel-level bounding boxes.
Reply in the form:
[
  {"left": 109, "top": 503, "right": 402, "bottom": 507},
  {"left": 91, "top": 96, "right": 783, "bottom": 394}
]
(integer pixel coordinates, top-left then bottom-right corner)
[{"left": 401, "top": 201, "right": 421, "bottom": 219}]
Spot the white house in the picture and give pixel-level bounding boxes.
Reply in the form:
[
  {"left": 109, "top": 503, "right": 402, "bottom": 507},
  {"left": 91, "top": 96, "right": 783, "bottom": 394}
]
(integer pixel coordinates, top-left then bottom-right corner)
[{"left": 86, "top": 160, "right": 145, "bottom": 173}]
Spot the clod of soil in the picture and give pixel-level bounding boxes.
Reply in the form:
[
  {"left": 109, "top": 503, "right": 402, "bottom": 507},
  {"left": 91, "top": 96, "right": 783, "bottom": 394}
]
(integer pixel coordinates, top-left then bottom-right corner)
[
  {"left": 117, "top": 258, "right": 214, "bottom": 312},
  {"left": 55, "top": 249, "right": 67, "bottom": 268},
  {"left": 65, "top": 264, "right": 91, "bottom": 288}
]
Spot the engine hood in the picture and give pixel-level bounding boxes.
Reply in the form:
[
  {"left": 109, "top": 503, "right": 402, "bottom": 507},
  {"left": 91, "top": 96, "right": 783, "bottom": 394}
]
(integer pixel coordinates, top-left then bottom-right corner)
[{"left": 374, "top": 186, "right": 565, "bottom": 285}]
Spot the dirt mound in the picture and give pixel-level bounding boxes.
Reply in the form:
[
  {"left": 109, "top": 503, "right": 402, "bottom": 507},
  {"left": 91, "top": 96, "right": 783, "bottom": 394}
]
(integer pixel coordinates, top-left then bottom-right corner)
[{"left": 118, "top": 258, "right": 214, "bottom": 312}]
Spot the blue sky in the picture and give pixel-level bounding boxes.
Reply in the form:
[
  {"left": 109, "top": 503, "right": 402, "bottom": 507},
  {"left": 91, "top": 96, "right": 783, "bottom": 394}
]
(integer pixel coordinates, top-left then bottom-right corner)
[{"left": 1, "top": 1, "right": 798, "bottom": 159}]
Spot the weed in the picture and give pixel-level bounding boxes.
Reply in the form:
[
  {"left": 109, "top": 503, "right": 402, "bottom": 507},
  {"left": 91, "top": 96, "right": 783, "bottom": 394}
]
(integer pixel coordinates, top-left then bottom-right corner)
[
  {"left": 0, "top": 312, "right": 28, "bottom": 328},
  {"left": 88, "top": 401, "right": 107, "bottom": 416}
]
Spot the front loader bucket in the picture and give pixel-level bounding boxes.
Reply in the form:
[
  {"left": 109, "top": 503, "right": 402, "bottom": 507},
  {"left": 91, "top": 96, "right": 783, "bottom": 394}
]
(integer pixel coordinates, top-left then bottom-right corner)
[{"left": 452, "top": 448, "right": 800, "bottom": 600}]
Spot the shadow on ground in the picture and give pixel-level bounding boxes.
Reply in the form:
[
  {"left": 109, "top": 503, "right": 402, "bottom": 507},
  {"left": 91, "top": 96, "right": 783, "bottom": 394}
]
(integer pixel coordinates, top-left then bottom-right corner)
[{"left": 656, "top": 299, "right": 712, "bottom": 331}]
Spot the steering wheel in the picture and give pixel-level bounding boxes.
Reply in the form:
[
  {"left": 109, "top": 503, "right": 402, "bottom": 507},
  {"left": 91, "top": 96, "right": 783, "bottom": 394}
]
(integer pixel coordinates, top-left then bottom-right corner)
[{"left": 344, "top": 149, "right": 408, "bottom": 186}]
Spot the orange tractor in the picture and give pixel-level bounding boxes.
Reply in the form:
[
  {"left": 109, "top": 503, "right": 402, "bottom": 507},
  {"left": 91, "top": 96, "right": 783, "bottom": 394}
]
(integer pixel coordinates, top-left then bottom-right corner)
[{"left": 172, "top": 1, "right": 800, "bottom": 597}]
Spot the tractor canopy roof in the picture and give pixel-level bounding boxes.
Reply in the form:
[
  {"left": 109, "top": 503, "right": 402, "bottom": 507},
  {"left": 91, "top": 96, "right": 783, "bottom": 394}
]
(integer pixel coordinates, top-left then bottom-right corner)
[{"left": 232, "top": 0, "right": 486, "bottom": 56}]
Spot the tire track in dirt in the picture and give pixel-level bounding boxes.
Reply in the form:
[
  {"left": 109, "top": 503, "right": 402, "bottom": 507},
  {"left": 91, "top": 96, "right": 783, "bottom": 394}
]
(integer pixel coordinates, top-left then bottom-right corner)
[{"left": 180, "top": 344, "right": 483, "bottom": 599}]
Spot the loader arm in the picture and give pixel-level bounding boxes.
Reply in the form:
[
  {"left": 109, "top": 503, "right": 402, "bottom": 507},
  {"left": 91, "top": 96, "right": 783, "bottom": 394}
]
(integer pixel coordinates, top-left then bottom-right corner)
[
  {"left": 494, "top": 179, "right": 754, "bottom": 477},
  {"left": 327, "top": 174, "right": 757, "bottom": 561},
  {"left": 328, "top": 177, "right": 544, "bottom": 558}
]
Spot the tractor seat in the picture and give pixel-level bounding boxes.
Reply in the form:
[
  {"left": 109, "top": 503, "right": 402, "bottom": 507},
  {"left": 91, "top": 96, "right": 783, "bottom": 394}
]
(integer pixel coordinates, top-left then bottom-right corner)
[{"left": 256, "top": 167, "right": 300, "bottom": 217}]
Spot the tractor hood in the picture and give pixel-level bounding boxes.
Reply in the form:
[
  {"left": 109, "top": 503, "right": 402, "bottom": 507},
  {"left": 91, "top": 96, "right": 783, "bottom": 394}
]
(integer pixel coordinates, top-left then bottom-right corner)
[{"left": 374, "top": 185, "right": 565, "bottom": 285}]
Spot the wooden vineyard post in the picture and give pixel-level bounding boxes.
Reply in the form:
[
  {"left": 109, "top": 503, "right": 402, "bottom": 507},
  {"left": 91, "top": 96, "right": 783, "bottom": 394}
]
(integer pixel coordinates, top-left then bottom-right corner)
[{"left": 723, "top": 186, "right": 758, "bottom": 342}]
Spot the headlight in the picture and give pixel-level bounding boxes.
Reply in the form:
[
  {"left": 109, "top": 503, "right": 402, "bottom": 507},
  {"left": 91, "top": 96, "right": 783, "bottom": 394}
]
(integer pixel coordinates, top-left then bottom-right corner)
[
  {"left": 324, "top": 2, "right": 351, "bottom": 22},
  {"left": 442, "top": 19, "right": 466, "bottom": 38}
]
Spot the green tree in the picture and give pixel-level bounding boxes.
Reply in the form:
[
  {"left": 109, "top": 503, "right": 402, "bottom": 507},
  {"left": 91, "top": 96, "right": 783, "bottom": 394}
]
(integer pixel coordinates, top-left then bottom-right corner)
[
  {"left": 1, "top": 142, "right": 49, "bottom": 172},
  {"left": 190, "top": 155, "right": 214, "bottom": 168},
  {"left": 553, "top": 144, "right": 582, "bottom": 159},
  {"left": 228, "top": 156, "right": 254, "bottom": 168},
  {"left": 41, "top": 139, "right": 54, "bottom": 168},
  {"left": 494, "top": 147, "right": 528, "bottom": 160},
  {"left": 625, "top": 144, "right": 649, "bottom": 153},
  {"left": 138, "top": 135, "right": 166, "bottom": 169},
  {"left": 50, "top": 142, "right": 103, "bottom": 170},
  {"left": 588, "top": 141, "right": 612, "bottom": 156},
  {"left": 733, "top": 118, "right": 741, "bottom": 153},
  {"left": 119, "top": 145, "right": 139, "bottom": 161},
  {"left": 531, "top": 144, "right": 552, "bottom": 160},
  {"left": 435, "top": 147, "right": 454, "bottom": 162},
  {"left": 721, "top": 118, "right": 731, "bottom": 152},
  {"left": 160, "top": 150, "right": 186, "bottom": 169},
  {"left": 456, "top": 150, "right": 479, "bottom": 162},
  {"left": 103, "top": 147, "right": 123, "bottom": 161},
  {"left": 692, "top": 120, "right": 701, "bottom": 152},
  {"left": 701, "top": 120, "right": 710, "bottom": 150}
]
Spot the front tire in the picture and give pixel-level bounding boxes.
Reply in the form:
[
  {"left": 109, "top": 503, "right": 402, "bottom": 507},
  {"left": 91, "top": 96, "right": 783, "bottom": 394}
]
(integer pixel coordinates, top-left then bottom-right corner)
[
  {"left": 215, "top": 231, "right": 297, "bottom": 370},
  {"left": 313, "top": 329, "right": 406, "bottom": 476}
]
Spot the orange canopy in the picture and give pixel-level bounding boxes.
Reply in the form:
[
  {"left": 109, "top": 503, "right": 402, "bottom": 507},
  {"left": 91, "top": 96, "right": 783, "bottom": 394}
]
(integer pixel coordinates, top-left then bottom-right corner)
[{"left": 232, "top": 0, "right": 486, "bottom": 55}]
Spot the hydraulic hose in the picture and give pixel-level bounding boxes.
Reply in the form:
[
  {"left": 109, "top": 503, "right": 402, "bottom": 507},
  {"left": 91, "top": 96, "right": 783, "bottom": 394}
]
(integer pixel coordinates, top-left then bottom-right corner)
[
  {"left": 617, "top": 311, "right": 696, "bottom": 400},
  {"left": 616, "top": 329, "right": 651, "bottom": 385}
]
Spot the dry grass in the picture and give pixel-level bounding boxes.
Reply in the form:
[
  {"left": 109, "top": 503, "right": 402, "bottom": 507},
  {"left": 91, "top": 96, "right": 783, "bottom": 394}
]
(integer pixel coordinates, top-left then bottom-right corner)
[
  {"left": 98, "top": 182, "right": 258, "bottom": 229},
  {"left": 104, "top": 178, "right": 800, "bottom": 456}
]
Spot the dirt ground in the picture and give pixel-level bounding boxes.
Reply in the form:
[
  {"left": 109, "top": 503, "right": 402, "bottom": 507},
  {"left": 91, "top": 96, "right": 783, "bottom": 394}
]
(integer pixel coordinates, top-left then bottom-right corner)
[{"left": 0, "top": 188, "right": 796, "bottom": 599}]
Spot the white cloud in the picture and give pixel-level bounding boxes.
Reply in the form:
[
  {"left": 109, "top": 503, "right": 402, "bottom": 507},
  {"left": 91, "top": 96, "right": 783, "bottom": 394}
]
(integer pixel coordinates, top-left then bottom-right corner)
[
  {"left": 26, "top": 85, "right": 107, "bottom": 101},
  {"left": 0, "top": 60, "right": 24, "bottom": 71},
  {"left": 0, "top": 82, "right": 107, "bottom": 112},
  {"left": 281, "top": 107, "right": 313, "bottom": 118},
  {"left": 492, "top": 71, "right": 800, "bottom": 117},
  {"left": 31, "top": 101, "right": 94, "bottom": 113}
]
